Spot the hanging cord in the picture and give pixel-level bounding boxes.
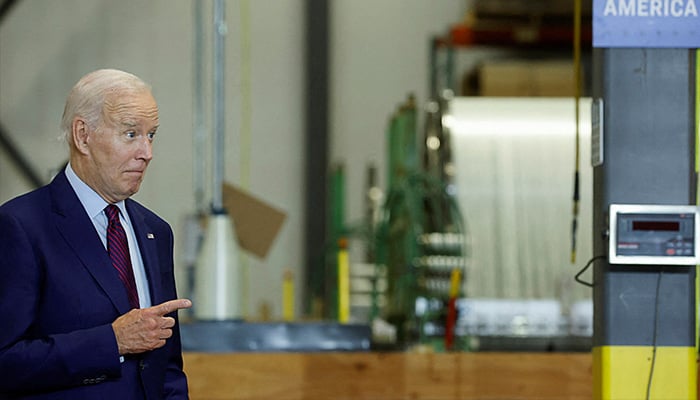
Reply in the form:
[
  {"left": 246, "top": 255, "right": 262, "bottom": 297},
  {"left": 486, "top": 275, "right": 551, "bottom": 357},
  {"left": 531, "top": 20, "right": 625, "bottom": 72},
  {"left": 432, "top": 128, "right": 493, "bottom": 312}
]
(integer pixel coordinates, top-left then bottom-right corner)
[
  {"left": 645, "top": 271, "right": 663, "bottom": 400},
  {"left": 574, "top": 255, "right": 605, "bottom": 288},
  {"left": 570, "top": 0, "right": 583, "bottom": 264}
]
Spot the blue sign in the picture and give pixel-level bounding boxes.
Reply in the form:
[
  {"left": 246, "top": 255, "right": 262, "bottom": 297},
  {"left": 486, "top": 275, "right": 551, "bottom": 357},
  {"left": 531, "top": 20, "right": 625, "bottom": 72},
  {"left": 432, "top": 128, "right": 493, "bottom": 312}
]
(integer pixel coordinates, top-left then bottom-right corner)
[{"left": 594, "top": 0, "right": 700, "bottom": 47}]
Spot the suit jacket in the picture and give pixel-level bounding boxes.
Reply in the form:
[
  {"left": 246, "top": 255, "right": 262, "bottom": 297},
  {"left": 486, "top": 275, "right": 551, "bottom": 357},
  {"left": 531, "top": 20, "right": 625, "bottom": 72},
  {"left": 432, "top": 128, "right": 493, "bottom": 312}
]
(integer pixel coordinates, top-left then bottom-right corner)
[{"left": 0, "top": 170, "right": 188, "bottom": 399}]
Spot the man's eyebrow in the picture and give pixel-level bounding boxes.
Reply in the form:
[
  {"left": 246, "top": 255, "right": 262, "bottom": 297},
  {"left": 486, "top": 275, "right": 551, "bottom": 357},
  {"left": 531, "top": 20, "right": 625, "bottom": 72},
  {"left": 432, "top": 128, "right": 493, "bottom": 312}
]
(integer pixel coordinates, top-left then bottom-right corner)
[
  {"left": 119, "top": 120, "right": 138, "bottom": 128},
  {"left": 117, "top": 119, "right": 159, "bottom": 130}
]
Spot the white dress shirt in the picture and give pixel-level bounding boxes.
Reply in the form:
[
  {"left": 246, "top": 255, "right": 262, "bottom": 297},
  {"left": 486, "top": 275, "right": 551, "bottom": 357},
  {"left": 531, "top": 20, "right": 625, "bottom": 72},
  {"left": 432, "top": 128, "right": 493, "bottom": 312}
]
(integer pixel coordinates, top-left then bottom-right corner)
[{"left": 64, "top": 163, "right": 152, "bottom": 309}]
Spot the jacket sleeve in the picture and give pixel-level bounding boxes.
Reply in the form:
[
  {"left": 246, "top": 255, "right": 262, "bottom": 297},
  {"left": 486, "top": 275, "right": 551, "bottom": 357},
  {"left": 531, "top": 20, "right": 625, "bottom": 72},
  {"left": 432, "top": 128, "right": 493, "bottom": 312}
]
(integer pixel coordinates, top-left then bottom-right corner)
[
  {"left": 162, "top": 322, "right": 189, "bottom": 399},
  {"left": 0, "top": 210, "right": 122, "bottom": 394}
]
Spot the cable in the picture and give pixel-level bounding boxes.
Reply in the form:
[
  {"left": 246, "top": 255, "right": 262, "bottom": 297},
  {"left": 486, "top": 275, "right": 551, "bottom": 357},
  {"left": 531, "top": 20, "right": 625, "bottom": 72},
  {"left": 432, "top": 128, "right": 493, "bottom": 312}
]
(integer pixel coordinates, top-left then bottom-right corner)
[
  {"left": 574, "top": 255, "right": 606, "bottom": 288},
  {"left": 645, "top": 270, "right": 663, "bottom": 400},
  {"left": 570, "top": 0, "right": 583, "bottom": 264},
  {"left": 574, "top": 259, "right": 661, "bottom": 399}
]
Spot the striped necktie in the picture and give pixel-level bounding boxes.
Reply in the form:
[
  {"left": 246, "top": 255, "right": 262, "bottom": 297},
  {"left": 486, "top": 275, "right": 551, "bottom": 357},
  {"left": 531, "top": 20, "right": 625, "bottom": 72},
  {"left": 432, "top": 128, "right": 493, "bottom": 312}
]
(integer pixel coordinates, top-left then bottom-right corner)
[{"left": 105, "top": 205, "right": 140, "bottom": 309}]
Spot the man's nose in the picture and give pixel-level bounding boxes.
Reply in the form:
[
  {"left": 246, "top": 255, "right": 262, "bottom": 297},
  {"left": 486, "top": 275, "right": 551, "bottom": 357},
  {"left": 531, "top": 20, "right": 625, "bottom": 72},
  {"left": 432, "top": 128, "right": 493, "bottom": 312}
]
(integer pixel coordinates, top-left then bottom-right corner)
[{"left": 138, "top": 137, "right": 153, "bottom": 161}]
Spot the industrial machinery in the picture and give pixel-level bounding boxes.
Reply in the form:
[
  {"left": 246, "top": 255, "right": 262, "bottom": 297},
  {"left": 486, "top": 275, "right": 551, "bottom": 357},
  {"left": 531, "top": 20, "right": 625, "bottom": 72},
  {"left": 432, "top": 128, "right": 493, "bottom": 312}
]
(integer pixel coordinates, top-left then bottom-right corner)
[{"left": 375, "top": 93, "right": 469, "bottom": 349}]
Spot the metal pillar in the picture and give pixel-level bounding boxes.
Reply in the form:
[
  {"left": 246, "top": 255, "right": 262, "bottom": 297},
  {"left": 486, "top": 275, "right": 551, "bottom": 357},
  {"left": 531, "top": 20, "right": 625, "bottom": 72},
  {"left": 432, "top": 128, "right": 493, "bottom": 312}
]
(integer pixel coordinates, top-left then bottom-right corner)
[
  {"left": 194, "top": 0, "right": 243, "bottom": 321},
  {"left": 303, "top": 0, "right": 329, "bottom": 315},
  {"left": 192, "top": 0, "right": 207, "bottom": 215},
  {"left": 592, "top": 48, "right": 697, "bottom": 399}
]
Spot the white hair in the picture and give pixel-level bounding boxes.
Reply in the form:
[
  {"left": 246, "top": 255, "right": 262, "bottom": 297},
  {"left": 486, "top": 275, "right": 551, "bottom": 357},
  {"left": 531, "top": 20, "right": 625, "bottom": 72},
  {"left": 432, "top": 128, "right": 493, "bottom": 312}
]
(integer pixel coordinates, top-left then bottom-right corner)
[{"left": 60, "top": 69, "right": 151, "bottom": 142}]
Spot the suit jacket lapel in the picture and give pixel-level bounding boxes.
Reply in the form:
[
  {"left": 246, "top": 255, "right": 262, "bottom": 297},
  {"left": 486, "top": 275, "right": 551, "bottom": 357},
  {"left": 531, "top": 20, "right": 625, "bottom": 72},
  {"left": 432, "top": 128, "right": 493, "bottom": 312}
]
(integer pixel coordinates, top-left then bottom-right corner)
[
  {"left": 49, "top": 171, "right": 132, "bottom": 315},
  {"left": 126, "top": 200, "right": 163, "bottom": 305}
]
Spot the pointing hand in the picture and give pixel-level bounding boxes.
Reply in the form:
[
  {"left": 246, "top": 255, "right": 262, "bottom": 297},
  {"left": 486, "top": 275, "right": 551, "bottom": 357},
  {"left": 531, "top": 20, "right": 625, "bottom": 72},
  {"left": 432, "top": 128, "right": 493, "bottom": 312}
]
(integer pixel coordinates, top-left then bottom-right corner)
[{"left": 112, "top": 299, "right": 192, "bottom": 355}]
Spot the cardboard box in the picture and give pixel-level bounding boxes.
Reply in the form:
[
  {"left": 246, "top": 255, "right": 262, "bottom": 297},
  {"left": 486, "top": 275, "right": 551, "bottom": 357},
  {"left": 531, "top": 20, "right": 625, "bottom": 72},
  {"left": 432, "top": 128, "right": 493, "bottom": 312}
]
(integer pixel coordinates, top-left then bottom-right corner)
[
  {"left": 222, "top": 183, "right": 287, "bottom": 259},
  {"left": 478, "top": 60, "right": 577, "bottom": 97}
]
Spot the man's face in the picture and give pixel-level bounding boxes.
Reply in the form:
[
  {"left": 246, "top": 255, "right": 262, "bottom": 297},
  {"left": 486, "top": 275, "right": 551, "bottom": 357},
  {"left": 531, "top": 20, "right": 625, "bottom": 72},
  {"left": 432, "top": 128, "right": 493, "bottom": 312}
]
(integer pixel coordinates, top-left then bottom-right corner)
[{"left": 84, "top": 90, "right": 159, "bottom": 203}]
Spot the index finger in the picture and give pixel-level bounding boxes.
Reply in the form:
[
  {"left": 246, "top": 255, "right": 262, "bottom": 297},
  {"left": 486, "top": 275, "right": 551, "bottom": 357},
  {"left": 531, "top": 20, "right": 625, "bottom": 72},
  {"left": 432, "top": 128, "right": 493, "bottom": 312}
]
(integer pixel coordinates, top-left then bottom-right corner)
[{"left": 150, "top": 299, "right": 192, "bottom": 316}]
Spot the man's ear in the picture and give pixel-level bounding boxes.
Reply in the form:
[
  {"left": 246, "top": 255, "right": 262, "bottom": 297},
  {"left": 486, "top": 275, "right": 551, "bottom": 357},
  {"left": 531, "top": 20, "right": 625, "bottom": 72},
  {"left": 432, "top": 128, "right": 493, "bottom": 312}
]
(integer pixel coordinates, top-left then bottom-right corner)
[{"left": 72, "top": 118, "right": 90, "bottom": 155}]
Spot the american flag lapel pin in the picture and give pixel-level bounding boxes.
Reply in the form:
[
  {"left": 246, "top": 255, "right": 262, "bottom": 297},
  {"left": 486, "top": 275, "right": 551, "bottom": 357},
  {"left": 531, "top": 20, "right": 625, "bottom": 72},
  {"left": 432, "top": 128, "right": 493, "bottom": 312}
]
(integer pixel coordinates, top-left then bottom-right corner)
[{"left": 147, "top": 233, "right": 155, "bottom": 239}]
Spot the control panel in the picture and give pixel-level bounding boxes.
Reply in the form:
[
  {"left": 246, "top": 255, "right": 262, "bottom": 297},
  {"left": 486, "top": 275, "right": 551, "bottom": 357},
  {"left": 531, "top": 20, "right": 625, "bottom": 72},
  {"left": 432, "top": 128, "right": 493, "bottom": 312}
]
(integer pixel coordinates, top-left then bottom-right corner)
[{"left": 609, "top": 204, "right": 700, "bottom": 265}]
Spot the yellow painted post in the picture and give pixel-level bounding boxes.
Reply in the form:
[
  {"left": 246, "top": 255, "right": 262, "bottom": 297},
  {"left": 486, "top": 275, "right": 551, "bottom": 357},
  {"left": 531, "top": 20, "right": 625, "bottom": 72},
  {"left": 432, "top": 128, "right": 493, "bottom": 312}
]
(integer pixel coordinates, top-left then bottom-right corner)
[
  {"left": 338, "top": 238, "right": 350, "bottom": 323},
  {"left": 283, "top": 269, "right": 294, "bottom": 321}
]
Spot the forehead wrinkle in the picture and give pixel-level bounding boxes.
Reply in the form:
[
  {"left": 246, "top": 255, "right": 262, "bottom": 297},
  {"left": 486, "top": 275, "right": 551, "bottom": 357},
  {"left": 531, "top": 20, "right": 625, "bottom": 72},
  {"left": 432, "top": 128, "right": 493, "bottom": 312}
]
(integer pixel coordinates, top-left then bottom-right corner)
[{"left": 103, "top": 95, "right": 159, "bottom": 127}]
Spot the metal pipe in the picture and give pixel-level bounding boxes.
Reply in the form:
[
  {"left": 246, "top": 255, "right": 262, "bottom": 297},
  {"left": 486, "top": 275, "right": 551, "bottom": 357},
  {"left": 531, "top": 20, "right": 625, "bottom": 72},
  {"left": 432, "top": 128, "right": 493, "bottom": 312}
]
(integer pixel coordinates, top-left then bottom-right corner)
[
  {"left": 212, "top": 0, "right": 226, "bottom": 212},
  {"left": 193, "top": 0, "right": 206, "bottom": 214},
  {"left": 0, "top": 121, "right": 44, "bottom": 188},
  {"left": 304, "top": 0, "right": 330, "bottom": 314},
  {"left": 0, "top": 0, "right": 21, "bottom": 24}
]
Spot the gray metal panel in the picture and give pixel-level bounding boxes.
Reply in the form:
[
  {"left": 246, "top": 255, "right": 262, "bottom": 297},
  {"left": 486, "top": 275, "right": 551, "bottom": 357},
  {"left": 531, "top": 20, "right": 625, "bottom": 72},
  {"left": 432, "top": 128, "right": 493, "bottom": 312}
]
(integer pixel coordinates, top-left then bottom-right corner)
[
  {"left": 602, "top": 49, "right": 694, "bottom": 206},
  {"left": 592, "top": 48, "right": 696, "bottom": 347},
  {"left": 181, "top": 321, "right": 371, "bottom": 352},
  {"left": 602, "top": 266, "right": 694, "bottom": 346}
]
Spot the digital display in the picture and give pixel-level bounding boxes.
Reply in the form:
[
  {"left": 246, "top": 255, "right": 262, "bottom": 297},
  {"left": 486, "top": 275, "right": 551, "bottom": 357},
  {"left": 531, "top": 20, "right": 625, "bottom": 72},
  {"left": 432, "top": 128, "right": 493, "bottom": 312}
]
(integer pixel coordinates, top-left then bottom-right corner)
[
  {"left": 609, "top": 204, "right": 699, "bottom": 265},
  {"left": 632, "top": 221, "right": 680, "bottom": 232}
]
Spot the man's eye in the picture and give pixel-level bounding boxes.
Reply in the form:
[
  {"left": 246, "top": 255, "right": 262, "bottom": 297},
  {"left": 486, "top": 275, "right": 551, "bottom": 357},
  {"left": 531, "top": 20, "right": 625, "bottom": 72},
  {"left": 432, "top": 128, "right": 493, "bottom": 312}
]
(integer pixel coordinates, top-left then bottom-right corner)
[
  {"left": 147, "top": 132, "right": 156, "bottom": 140},
  {"left": 126, "top": 131, "right": 136, "bottom": 138}
]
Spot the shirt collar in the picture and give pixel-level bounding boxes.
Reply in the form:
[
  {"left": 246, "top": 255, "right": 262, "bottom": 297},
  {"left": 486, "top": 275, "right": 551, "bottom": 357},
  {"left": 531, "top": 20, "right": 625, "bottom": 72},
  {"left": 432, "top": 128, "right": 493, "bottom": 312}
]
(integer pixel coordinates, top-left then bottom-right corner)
[{"left": 65, "top": 163, "right": 127, "bottom": 218}]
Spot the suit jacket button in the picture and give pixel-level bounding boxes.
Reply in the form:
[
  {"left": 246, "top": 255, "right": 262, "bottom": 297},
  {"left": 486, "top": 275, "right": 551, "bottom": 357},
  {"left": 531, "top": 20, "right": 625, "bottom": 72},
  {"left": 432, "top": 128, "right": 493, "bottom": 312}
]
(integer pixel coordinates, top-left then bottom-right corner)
[{"left": 139, "top": 360, "right": 147, "bottom": 370}]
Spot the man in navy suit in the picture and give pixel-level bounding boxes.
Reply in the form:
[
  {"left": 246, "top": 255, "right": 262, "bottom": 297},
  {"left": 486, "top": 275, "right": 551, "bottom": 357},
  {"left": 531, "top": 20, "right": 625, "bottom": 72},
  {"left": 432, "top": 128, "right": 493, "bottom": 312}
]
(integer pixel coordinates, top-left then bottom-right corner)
[{"left": 0, "top": 69, "right": 192, "bottom": 399}]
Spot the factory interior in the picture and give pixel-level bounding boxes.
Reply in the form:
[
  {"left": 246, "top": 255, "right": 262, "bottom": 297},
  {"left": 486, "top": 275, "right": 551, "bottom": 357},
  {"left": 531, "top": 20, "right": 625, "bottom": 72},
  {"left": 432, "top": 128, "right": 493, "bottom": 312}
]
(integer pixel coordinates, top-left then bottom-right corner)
[{"left": 1, "top": 0, "right": 699, "bottom": 399}]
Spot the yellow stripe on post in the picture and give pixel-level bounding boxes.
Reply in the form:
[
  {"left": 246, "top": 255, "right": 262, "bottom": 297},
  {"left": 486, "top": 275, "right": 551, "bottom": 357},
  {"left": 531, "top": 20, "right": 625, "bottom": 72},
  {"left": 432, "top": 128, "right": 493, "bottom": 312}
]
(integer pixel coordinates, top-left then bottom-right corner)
[
  {"left": 338, "top": 238, "right": 350, "bottom": 323},
  {"left": 282, "top": 269, "right": 294, "bottom": 321},
  {"left": 449, "top": 269, "right": 461, "bottom": 298},
  {"left": 593, "top": 345, "right": 696, "bottom": 400}
]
